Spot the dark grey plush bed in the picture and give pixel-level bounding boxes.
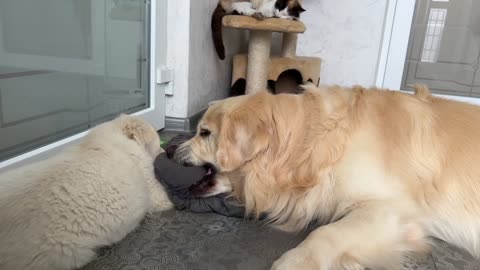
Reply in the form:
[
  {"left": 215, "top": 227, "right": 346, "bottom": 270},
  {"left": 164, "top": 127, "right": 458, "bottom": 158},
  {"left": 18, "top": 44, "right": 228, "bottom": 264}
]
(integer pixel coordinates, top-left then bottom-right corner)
[{"left": 79, "top": 209, "right": 480, "bottom": 270}]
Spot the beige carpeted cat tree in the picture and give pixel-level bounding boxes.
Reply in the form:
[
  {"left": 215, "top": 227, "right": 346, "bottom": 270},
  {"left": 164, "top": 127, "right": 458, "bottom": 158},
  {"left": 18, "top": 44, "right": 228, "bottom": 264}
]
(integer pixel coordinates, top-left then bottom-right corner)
[{"left": 223, "top": 15, "right": 321, "bottom": 95}]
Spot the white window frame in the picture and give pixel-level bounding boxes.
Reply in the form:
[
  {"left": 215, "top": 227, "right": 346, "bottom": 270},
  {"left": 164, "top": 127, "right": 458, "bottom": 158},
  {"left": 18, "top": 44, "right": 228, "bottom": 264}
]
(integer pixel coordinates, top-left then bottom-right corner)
[
  {"left": 376, "top": 0, "right": 480, "bottom": 105},
  {"left": 0, "top": 0, "right": 170, "bottom": 171}
]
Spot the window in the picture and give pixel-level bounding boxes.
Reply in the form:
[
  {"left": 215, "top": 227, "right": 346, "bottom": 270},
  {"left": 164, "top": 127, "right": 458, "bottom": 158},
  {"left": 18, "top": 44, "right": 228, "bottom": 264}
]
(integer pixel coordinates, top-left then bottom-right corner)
[
  {"left": 420, "top": 8, "right": 447, "bottom": 63},
  {"left": 0, "top": 0, "right": 167, "bottom": 168},
  {"left": 378, "top": 0, "right": 480, "bottom": 104}
]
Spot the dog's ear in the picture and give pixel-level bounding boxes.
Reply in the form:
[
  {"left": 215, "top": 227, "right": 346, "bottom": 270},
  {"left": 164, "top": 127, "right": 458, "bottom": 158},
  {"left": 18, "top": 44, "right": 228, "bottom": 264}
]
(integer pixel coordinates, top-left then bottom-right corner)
[
  {"left": 216, "top": 106, "right": 271, "bottom": 172},
  {"left": 119, "top": 114, "right": 145, "bottom": 142},
  {"left": 117, "top": 114, "right": 161, "bottom": 156}
]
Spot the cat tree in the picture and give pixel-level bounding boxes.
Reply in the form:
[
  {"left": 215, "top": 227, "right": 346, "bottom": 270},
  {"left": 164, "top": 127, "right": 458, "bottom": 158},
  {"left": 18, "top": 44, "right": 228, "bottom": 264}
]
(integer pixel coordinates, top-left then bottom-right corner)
[{"left": 223, "top": 15, "right": 321, "bottom": 95}]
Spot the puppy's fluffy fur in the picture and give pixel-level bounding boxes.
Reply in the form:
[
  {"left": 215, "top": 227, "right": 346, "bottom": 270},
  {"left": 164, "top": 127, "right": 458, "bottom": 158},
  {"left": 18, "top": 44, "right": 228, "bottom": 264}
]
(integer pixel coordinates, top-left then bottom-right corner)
[
  {"left": 0, "top": 114, "right": 172, "bottom": 270},
  {"left": 175, "top": 84, "right": 480, "bottom": 269}
]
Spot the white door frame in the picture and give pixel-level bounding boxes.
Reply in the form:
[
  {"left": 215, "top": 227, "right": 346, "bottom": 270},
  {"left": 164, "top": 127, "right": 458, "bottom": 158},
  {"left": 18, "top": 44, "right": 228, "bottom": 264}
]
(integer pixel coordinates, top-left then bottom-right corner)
[
  {"left": 0, "top": 0, "right": 169, "bottom": 170},
  {"left": 376, "top": 0, "right": 480, "bottom": 105}
]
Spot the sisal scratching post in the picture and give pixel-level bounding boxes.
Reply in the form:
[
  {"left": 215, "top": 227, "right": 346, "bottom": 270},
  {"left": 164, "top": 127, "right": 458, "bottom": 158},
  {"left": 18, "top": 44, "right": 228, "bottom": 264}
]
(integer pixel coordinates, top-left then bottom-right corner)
[
  {"left": 281, "top": 33, "right": 297, "bottom": 58},
  {"left": 246, "top": 31, "right": 272, "bottom": 94}
]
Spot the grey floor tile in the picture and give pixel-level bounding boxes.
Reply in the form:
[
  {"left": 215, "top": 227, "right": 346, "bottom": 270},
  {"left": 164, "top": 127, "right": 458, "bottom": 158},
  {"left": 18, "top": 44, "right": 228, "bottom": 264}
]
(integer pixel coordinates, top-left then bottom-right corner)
[{"left": 405, "top": 253, "right": 437, "bottom": 270}]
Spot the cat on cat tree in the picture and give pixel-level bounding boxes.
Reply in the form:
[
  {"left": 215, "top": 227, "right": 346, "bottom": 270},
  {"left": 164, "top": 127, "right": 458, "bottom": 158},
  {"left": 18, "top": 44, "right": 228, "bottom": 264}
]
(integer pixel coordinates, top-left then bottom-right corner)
[
  {"left": 212, "top": 0, "right": 305, "bottom": 60},
  {"left": 210, "top": 0, "right": 321, "bottom": 96}
]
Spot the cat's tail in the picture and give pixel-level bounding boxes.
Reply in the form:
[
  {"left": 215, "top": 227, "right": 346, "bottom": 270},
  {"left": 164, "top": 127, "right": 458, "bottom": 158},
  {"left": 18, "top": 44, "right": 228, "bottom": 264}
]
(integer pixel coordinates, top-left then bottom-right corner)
[{"left": 211, "top": 3, "right": 227, "bottom": 60}]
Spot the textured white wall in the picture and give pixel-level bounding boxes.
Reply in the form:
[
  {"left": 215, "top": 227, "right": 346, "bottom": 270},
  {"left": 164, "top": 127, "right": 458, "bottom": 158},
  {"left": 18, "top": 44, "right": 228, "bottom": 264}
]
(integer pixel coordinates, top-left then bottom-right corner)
[
  {"left": 297, "top": 0, "right": 388, "bottom": 86},
  {"left": 165, "top": 0, "right": 247, "bottom": 118},
  {"left": 165, "top": 0, "right": 191, "bottom": 118},
  {"left": 187, "top": 0, "right": 248, "bottom": 116}
]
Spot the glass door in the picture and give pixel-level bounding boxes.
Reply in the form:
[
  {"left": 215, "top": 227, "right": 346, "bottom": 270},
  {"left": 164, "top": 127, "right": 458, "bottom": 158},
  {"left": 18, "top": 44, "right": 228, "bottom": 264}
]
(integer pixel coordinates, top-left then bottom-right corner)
[
  {"left": 378, "top": 0, "right": 480, "bottom": 104},
  {"left": 0, "top": 0, "right": 166, "bottom": 167}
]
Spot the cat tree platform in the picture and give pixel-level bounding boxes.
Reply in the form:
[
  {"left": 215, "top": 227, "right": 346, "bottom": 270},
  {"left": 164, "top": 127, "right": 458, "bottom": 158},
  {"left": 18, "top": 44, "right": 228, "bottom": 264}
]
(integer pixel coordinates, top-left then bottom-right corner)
[
  {"left": 222, "top": 15, "right": 306, "bottom": 33},
  {"left": 231, "top": 54, "right": 321, "bottom": 89},
  {"left": 223, "top": 15, "right": 320, "bottom": 94}
]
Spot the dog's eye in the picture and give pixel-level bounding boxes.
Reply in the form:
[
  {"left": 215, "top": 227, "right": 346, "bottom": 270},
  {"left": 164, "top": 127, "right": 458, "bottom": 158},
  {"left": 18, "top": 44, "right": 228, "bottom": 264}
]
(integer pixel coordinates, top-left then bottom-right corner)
[{"left": 200, "top": 129, "right": 211, "bottom": 137}]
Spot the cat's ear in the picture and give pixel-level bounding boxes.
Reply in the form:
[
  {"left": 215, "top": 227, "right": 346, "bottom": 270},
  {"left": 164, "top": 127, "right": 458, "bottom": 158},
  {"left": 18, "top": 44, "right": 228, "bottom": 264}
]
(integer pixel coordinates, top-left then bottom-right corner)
[
  {"left": 291, "top": 1, "right": 306, "bottom": 13},
  {"left": 295, "top": 5, "right": 306, "bottom": 13}
]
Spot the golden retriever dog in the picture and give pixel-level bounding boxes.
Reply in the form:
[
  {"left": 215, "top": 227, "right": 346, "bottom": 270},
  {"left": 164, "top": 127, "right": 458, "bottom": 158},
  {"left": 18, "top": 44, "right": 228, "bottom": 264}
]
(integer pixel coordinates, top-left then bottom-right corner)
[
  {"left": 174, "top": 84, "right": 480, "bottom": 269},
  {"left": 0, "top": 114, "right": 172, "bottom": 270}
]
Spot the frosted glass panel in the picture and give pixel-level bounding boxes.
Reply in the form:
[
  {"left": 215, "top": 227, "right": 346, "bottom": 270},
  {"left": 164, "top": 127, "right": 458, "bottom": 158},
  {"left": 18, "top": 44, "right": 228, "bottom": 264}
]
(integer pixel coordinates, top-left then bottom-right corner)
[
  {"left": 0, "top": 0, "right": 150, "bottom": 161},
  {"left": 402, "top": 0, "right": 480, "bottom": 97},
  {"left": 1, "top": 0, "right": 92, "bottom": 59}
]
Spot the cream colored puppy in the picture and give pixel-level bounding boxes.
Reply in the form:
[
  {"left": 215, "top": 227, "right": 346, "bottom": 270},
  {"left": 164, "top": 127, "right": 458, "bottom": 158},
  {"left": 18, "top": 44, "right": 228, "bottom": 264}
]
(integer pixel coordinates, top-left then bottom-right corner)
[
  {"left": 174, "top": 84, "right": 480, "bottom": 269},
  {"left": 0, "top": 114, "right": 172, "bottom": 270}
]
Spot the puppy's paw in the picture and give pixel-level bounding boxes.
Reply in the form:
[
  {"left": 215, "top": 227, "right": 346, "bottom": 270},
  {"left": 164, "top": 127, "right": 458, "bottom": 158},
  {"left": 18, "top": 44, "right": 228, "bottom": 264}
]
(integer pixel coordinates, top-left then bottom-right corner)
[
  {"left": 271, "top": 247, "right": 318, "bottom": 270},
  {"left": 149, "top": 187, "right": 174, "bottom": 212},
  {"left": 150, "top": 198, "right": 174, "bottom": 212}
]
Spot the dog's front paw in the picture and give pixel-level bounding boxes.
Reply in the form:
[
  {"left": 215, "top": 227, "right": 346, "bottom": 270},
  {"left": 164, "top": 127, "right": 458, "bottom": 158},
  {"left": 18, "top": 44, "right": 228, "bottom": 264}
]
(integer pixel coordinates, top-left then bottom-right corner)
[{"left": 271, "top": 247, "right": 318, "bottom": 270}]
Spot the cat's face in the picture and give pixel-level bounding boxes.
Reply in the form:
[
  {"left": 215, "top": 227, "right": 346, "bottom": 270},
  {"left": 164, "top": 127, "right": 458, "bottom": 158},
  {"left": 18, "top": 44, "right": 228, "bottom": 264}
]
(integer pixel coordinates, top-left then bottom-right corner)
[{"left": 274, "top": 0, "right": 305, "bottom": 19}]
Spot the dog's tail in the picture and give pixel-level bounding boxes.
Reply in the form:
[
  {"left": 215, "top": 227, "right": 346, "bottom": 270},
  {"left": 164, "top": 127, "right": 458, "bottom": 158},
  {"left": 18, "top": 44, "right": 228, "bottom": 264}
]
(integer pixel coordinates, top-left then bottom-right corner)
[
  {"left": 212, "top": 2, "right": 227, "bottom": 60},
  {"left": 412, "top": 84, "right": 431, "bottom": 100}
]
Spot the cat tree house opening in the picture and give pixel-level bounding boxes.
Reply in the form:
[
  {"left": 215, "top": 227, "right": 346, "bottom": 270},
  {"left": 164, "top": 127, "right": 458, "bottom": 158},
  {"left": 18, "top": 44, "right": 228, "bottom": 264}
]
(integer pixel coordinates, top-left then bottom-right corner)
[
  {"left": 223, "top": 15, "right": 314, "bottom": 94},
  {"left": 230, "top": 69, "right": 305, "bottom": 97},
  {"left": 231, "top": 54, "right": 321, "bottom": 95}
]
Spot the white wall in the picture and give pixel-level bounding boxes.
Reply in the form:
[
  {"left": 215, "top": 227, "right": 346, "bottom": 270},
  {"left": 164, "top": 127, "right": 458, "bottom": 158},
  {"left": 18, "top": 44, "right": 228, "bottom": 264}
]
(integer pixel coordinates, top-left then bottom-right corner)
[
  {"left": 166, "top": 0, "right": 389, "bottom": 119},
  {"left": 165, "top": 0, "right": 247, "bottom": 118},
  {"left": 187, "top": 0, "right": 247, "bottom": 116},
  {"left": 165, "top": 0, "right": 190, "bottom": 118},
  {"left": 297, "top": 0, "right": 388, "bottom": 86}
]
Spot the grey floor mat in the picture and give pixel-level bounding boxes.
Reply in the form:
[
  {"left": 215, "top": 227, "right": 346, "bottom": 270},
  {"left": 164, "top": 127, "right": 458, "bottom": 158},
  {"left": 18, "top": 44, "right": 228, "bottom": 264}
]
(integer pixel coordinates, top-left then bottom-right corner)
[
  {"left": 82, "top": 210, "right": 309, "bottom": 270},
  {"left": 431, "top": 240, "right": 480, "bottom": 270},
  {"left": 80, "top": 210, "right": 448, "bottom": 270}
]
